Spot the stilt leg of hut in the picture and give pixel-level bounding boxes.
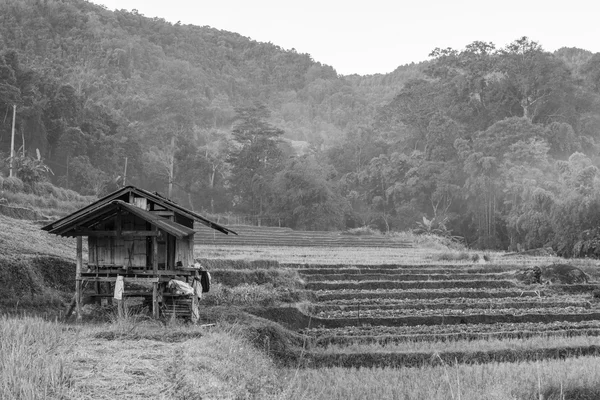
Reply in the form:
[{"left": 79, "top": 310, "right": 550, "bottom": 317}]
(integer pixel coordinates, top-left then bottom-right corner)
[
  {"left": 94, "top": 281, "right": 101, "bottom": 305},
  {"left": 117, "top": 299, "right": 124, "bottom": 319},
  {"left": 152, "top": 282, "right": 159, "bottom": 319},
  {"left": 191, "top": 295, "right": 199, "bottom": 324},
  {"left": 152, "top": 231, "right": 159, "bottom": 319},
  {"left": 75, "top": 236, "right": 83, "bottom": 321}
]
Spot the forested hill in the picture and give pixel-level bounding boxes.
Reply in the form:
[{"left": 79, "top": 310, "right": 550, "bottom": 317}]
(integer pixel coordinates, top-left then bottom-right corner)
[
  {"left": 2, "top": 0, "right": 600, "bottom": 256},
  {"left": 0, "top": 0, "right": 420, "bottom": 146},
  {"left": 0, "top": 0, "right": 419, "bottom": 189}
]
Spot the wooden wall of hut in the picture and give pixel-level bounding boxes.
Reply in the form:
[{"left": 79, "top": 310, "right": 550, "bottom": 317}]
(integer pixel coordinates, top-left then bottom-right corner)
[{"left": 88, "top": 212, "right": 151, "bottom": 269}]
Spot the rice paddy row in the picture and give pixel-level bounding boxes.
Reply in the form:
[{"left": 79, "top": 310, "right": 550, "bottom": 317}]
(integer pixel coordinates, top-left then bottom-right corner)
[
  {"left": 194, "top": 225, "right": 413, "bottom": 248},
  {"left": 291, "top": 261, "right": 600, "bottom": 368}
]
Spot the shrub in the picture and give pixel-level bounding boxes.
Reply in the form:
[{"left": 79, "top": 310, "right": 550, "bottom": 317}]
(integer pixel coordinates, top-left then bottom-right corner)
[
  {"left": 32, "top": 181, "right": 55, "bottom": 197},
  {"left": 204, "top": 283, "right": 307, "bottom": 307},
  {"left": 433, "top": 251, "right": 472, "bottom": 262},
  {"left": 342, "top": 227, "right": 380, "bottom": 236},
  {"left": 204, "top": 283, "right": 281, "bottom": 307},
  {"left": 2, "top": 176, "right": 24, "bottom": 193},
  {"left": 197, "top": 258, "right": 281, "bottom": 270},
  {"left": 211, "top": 269, "right": 303, "bottom": 288}
]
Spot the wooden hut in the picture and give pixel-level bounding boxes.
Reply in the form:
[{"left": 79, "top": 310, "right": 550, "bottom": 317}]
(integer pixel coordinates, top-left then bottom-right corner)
[{"left": 41, "top": 186, "right": 235, "bottom": 320}]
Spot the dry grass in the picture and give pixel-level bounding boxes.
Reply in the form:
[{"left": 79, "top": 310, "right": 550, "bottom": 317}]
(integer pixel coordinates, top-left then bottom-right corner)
[
  {"left": 5, "top": 315, "right": 600, "bottom": 400},
  {"left": 196, "top": 244, "right": 566, "bottom": 267},
  {"left": 285, "top": 357, "right": 600, "bottom": 400},
  {"left": 0, "top": 215, "right": 79, "bottom": 259},
  {"left": 1, "top": 315, "right": 290, "bottom": 400},
  {"left": 0, "top": 183, "right": 93, "bottom": 219},
  {"left": 68, "top": 320, "right": 288, "bottom": 399},
  {"left": 0, "top": 316, "right": 72, "bottom": 400},
  {"left": 319, "top": 333, "right": 600, "bottom": 354},
  {"left": 0, "top": 215, "right": 82, "bottom": 309}
]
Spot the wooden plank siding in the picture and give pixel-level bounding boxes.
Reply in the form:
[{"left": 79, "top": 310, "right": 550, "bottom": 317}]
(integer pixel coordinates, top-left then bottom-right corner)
[
  {"left": 87, "top": 213, "right": 158, "bottom": 269},
  {"left": 175, "top": 235, "right": 194, "bottom": 268}
]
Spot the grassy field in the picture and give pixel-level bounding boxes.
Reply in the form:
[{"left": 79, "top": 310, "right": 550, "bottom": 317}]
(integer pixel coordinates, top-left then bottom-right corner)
[
  {"left": 196, "top": 243, "right": 567, "bottom": 267},
  {"left": 0, "top": 181, "right": 94, "bottom": 220},
  {"left": 195, "top": 242, "right": 600, "bottom": 399},
  {"left": 285, "top": 358, "right": 600, "bottom": 400},
  {"left": 3, "top": 316, "right": 600, "bottom": 399},
  {"left": 0, "top": 316, "right": 289, "bottom": 400},
  {"left": 3, "top": 211, "right": 600, "bottom": 399}
]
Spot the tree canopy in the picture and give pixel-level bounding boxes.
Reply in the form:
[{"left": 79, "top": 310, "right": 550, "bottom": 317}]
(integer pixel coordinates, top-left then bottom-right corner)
[{"left": 1, "top": 0, "right": 600, "bottom": 249}]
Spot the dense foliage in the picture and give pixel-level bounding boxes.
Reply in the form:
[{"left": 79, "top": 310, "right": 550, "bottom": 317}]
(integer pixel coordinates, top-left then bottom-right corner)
[{"left": 1, "top": 0, "right": 600, "bottom": 255}]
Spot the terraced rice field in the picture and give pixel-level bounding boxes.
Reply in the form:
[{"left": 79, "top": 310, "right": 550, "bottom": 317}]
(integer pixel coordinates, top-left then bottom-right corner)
[
  {"left": 195, "top": 224, "right": 413, "bottom": 248},
  {"left": 289, "top": 261, "right": 600, "bottom": 368}
]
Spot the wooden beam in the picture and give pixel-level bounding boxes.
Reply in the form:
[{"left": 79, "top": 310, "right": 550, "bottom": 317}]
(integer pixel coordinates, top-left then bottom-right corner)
[
  {"left": 151, "top": 210, "right": 175, "bottom": 217},
  {"left": 87, "top": 291, "right": 150, "bottom": 298},
  {"left": 67, "top": 230, "right": 161, "bottom": 237},
  {"left": 76, "top": 236, "right": 82, "bottom": 321},
  {"left": 52, "top": 209, "right": 117, "bottom": 236},
  {"left": 80, "top": 277, "right": 160, "bottom": 283}
]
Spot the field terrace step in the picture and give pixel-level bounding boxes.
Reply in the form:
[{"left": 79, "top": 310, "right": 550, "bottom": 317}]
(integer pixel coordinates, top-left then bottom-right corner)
[
  {"left": 295, "top": 266, "right": 516, "bottom": 275},
  {"left": 302, "top": 273, "right": 514, "bottom": 282},
  {"left": 301, "top": 320, "right": 600, "bottom": 339},
  {"left": 311, "top": 298, "right": 593, "bottom": 314},
  {"left": 316, "top": 288, "right": 546, "bottom": 301},
  {"left": 302, "top": 311, "right": 600, "bottom": 329},
  {"left": 315, "top": 294, "right": 588, "bottom": 306},
  {"left": 306, "top": 279, "right": 517, "bottom": 291},
  {"left": 194, "top": 225, "right": 414, "bottom": 248},
  {"left": 289, "top": 263, "right": 517, "bottom": 272},
  {"left": 314, "top": 306, "right": 596, "bottom": 319},
  {"left": 307, "top": 326, "right": 600, "bottom": 347},
  {"left": 195, "top": 239, "right": 413, "bottom": 248},
  {"left": 301, "top": 345, "right": 600, "bottom": 368}
]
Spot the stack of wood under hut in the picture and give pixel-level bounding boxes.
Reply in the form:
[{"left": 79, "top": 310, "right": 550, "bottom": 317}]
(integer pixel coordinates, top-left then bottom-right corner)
[{"left": 41, "top": 186, "right": 236, "bottom": 322}]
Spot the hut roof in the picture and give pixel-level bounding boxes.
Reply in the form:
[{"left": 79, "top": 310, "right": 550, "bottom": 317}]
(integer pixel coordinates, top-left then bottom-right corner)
[
  {"left": 47, "top": 200, "right": 198, "bottom": 238},
  {"left": 42, "top": 186, "right": 236, "bottom": 236}
]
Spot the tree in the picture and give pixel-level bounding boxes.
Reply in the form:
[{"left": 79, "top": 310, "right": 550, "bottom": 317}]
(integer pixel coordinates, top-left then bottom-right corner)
[
  {"left": 497, "top": 37, "right": 575, "bottom": 123},
  {"left": 228, "top": 103, "right": 285, "bottom": 215},
  {"left": 457, "top": 117, "right": 547, "bottom": 248},
  {"left": 271, "top": 156, "right": 348, "bottom": 230}
]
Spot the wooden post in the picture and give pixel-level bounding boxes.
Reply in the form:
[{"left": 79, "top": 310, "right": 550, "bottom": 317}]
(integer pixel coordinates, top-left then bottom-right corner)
[
  {"left": 152, "top": 282, "right": 159, "bottom": 319},
  {"left": 75, "top": 236, "right": 83, "bottom": 321},
  {"left": 152, "top": 228, "right": 159, "bottom": 319},
  {"left": 117, "top": 299, "right": 124, "bottom": 319},
  {"left": 9, "top": 105, "right": 16, "bottom": 178},
  {"left": 153, "top": 228, "right": 158, "bottom": 275}
]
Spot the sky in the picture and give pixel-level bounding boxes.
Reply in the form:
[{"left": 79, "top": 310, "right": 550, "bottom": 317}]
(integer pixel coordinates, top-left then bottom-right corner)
[{"left": 93, "top": 0, "right": 600, "bottom": 76}]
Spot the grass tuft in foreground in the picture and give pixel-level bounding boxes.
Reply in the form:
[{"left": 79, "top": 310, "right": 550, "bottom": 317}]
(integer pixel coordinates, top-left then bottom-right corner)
[
  {"left": 0, "top": 316, "right": 72, "bottom": 400},
  {"left": 285, "top": 357, "right": 600, "bottom": 400}
]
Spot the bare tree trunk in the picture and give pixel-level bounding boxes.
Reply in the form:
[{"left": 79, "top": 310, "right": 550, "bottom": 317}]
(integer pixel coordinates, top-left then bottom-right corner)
[
  {"left": 187, "top": 191, "right": 194, "bottom": 211},
  {"left": 168, "top": 135, "right": 175, "bottom": 198}
]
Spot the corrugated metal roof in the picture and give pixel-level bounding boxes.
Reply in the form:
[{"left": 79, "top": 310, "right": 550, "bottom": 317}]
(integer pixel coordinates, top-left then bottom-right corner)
[
  {"left": 48, "top": 200, "right": 196, "bottom": 239},
  {"left": 42, "top": 186, "right": 236, "bottom": 235}
]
